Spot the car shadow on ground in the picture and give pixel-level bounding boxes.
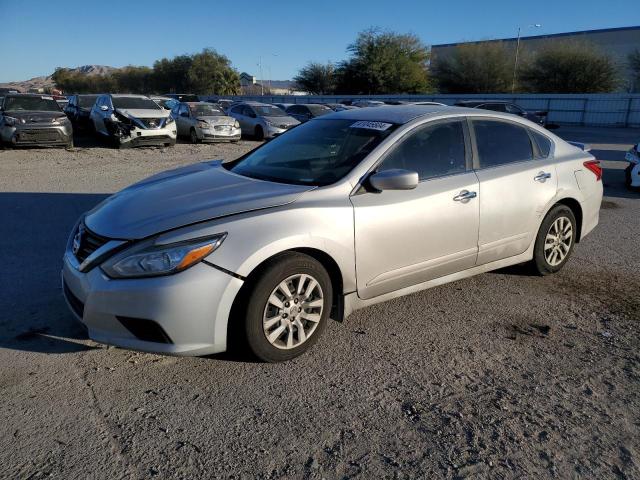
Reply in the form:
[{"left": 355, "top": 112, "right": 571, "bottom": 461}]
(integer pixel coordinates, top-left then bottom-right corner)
[{"left": 0, "top": 192, "right": 108, "bottom": 354}]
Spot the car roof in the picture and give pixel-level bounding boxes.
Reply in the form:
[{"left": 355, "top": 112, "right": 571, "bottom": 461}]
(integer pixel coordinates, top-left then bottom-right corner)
[
  {"left": 319, "top": 105, "right": 480, "bottom": 124},
  {"left": 240, "top": 101, "right": 274, "bottom": 106},
  {"left": 185, "top": 101, "right": 218, "bottom": 106},
  {"left": 456, "top": 100, "right": 511, "bottom": 105}
]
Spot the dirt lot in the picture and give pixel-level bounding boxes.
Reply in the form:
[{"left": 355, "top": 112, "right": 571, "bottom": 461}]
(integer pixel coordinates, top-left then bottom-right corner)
[{"left": 0, "top": 128, "right": 639, "bottom": 479}]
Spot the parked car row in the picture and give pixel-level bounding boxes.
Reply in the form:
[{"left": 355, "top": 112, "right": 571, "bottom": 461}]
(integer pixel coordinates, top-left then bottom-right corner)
[{"left": 1, "top": 91, "right": 552, "bottom": 149}]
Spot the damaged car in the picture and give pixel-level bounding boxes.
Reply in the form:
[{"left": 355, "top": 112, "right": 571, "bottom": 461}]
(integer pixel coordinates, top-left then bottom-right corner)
[
  {"left": 90, "top": 94, "right": 176, "bottom": 148},
  {"left": 173, "top": 101, "right": 241, "bottom": 143},
  {"left": 0, "top": 93, "right": 73, "bottom": 148}
]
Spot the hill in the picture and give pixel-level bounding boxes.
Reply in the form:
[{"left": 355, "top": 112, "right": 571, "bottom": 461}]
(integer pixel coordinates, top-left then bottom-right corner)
[{"left": 0, "top": 65, "right": 118, "bottom": 92}]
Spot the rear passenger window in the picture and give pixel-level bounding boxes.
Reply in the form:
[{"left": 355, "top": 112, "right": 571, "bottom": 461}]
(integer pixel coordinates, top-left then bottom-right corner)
[
  {"left": 380, "top": 121, "right": 467, "bottom": 180},
  {"left": 473, "top": 120, "right": 533, "bottom": 168},
  {"left": 531, "top": 130, "right": 552, "bottom": 158}
]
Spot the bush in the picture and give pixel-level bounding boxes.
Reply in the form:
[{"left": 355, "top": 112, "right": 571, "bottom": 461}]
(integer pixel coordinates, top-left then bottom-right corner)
[
  {"left": 431, "top": 41, "right": 514, "bottom": 93},
  {"left": 294, "top": 62, "right": 336, "bottom": 95},
  {"left": 519, "top": 41, "right": 619, "bottom": 93}
]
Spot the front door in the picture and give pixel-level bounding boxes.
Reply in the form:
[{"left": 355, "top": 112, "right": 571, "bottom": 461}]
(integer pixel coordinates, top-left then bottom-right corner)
[{"left": 351, "top": 119, "right": 480, "bottom": 300}]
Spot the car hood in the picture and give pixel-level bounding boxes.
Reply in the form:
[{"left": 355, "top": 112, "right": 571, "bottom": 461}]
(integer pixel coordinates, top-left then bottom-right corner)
[
  {"left": 84, "top": 161, "right": 314, "bottom": 239},
  {"left": 264, "top": 115, "right": 299, "bottom": 125},
  {"left": 5, "top": 110, "right": 66, "bottom": 123},
  {"left": 197, "top": 115, "right": 236, "bottom": 125},
  {"left": 115, "top": 108, "right": 170, "bottom": 119}
]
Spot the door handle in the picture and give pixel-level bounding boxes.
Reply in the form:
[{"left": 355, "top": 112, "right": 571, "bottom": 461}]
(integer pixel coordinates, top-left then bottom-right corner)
[
  {"left": 534, "top": 171, "right": 552, "bottom": 182},
  {"left": 453, "top": 190, "right": 477, "bottom": 202}
]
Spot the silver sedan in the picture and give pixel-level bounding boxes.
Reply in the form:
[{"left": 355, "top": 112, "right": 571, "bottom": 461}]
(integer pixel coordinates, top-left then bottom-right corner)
[
  {"left": 173, "top": 102, "right": 241, "bottom": 143},
  {"left": 62, "top": 105, "right": 602, "bottom": 362}
]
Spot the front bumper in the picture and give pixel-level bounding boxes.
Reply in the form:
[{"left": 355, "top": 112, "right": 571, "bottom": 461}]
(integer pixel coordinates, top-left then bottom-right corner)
[
  {"left": 113, "top": 123, "right": 177, "bottom": 147},
  {"left": 62, "top": 251, "right": 243, "bottom": 356},
  {"left": 265, "top": 124, "right": 295, "bottom": 138},
  {"left": 197, "top": 125, "right": 241, "bottom": 142},
  {"left": 1, "top": 123, "right": 72, "bottom": 146}
]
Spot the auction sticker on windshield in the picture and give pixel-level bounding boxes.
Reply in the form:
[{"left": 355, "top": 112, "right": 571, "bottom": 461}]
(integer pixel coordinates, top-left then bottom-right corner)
[{"left": 350, "top": 121, "right": 393, "bottom": 131}]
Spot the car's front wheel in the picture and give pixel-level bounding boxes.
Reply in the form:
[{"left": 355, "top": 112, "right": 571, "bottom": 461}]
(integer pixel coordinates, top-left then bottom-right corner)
[
  {"left": 190, "top": 128, "right": 199, "bottom": 144},
  {"left": 531, "top": 205, "right": 577, "bottom": 275},
  {"left": 242, "top": 252, "right": 332, "bottom": 362}
]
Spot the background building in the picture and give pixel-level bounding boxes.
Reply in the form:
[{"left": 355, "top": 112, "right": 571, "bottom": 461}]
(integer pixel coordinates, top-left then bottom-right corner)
[{"left": 431, "top": 26, "right": 640, "bottom": 92}]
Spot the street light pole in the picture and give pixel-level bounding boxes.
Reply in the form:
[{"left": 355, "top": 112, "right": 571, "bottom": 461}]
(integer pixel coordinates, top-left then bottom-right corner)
[{"left": 512, "top": 24, "right": 541, "bottom": 93}]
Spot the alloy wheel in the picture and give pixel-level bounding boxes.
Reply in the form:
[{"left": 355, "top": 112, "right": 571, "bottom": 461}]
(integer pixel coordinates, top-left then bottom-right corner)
[
  {"left": 544, "top": 216, "right": 573, "bottom": 266},
  {"left": 262, "top": 274, "right": 324, "bottom": 350}
]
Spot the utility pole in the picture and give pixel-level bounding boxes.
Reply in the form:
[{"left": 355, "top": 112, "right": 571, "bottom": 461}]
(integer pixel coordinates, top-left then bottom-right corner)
[
  {"left": 258, "top": 56, "right": 264, "bottom": 96},
  {"left": 512, "top": 24, "right": 541, "bottom": 93}
]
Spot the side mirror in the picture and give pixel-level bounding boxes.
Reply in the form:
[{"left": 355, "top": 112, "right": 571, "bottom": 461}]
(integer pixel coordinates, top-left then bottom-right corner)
[
  {"left": 100, "top": 105, "right": 109, "bottom": 112},
  {"left": 369, "top": 169, "right": 419, "bottom": 191}
]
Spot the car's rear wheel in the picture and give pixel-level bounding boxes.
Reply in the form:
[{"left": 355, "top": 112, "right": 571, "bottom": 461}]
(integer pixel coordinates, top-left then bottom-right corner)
[
  {"left": 242, "top": 252, "right": 332, "bottom": 362},
  {"left": 254, "top": 125, "right": 264, "bottom": 141},
  {"left": 531, "top": 205, "right": 577, "bottom": 275},
  {"left": 190, "top": 128, "right": 199, "bottom": 144}
]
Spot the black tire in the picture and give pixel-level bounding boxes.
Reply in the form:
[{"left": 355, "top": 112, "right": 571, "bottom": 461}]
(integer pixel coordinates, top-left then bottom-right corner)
[
  {"left": 531, "top": 205, "right": 577, "bottom": 276},
  {"left": 254, "top": 125, "right": 264, "bottom": 141},
  {"left": 190, "top": 128, "right": 199, "bottom": 144},
  {"left": 241, "top": 252, "right": 332, "bottom": 362}
]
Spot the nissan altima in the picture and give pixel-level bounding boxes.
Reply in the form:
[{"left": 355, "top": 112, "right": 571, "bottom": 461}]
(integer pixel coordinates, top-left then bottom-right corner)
[{"left": 62, "top": 105, "right": 603, "bottom": 362}]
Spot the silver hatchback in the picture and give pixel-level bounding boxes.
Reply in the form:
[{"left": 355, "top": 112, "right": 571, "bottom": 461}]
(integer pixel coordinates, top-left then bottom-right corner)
[{"left": 62, "top": 105, "right": 602, "bottom": 362}]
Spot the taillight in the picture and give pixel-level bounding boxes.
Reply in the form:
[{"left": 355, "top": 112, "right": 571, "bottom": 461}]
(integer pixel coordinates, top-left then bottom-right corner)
[{"left": 583, "top": 160, "right": 602, "bottom": 181}]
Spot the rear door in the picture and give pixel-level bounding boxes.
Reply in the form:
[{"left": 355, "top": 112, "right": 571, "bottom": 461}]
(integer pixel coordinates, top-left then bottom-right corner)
[
  {"left": 471, "top": 118, "right": 558, "bottom": 264},
  {"left": 175, "top": 104, "right": 190, "bottom": 136},
  {"left": 351, "top": 119, "right": 480, "bottom": 300}
]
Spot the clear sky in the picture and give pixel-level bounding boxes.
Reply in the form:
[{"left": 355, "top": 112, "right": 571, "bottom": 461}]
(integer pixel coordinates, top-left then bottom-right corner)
[{"left": 1, "top": 0, "right": 638, "bottom": 82}]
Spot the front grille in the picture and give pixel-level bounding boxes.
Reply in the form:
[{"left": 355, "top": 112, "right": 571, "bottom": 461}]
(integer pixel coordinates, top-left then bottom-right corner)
[
  {"left": 137, "top": 118, "right": 163, "bottom": 129},
  {"left": 63, "top": 281, "right": 85, "bottom": 318},
  {"left": 117, "top": 316, "right": 173, "bottom": 344},
  {"left": 132, "top": 135, "right": 171, "bottom": 146},
  {"left": 278, "top": 124, "right": 290, "bottom": 129},
  {"left": 75, "top": 225, "right": 109, "bottom": 264},
  {"left": 17, "top": 129, "right": 60, "bottom": 142}
]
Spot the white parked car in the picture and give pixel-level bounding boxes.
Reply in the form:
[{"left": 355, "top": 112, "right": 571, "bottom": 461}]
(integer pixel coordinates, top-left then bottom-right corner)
[
  {"left": 90, "top": 94, "right": 177, "bottom": 148},
  {"left": 625, "top": 142, "right": 640, "bottom": 189}
]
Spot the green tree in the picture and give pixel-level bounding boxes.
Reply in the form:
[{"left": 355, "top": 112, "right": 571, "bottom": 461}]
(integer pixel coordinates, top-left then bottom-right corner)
[
  {"left": 294, "top": 62, "right": 336, "bottom": 94},
  {"left": 187, "top": 48, "right": 240, "bottom": 95},
  {"left": 431, "top": 41, "right": 514, "bottom": 93},
  {"left": 519, "top": 41, "right": 619, "bottom": 93},
  {"left": 151, "top": 54, "right": 193, "bottom": 93},
  {"left": 334, "top": 28, "right": 431, "bottom": 94},
  {"left": 628, "top": 49, "right": 640, "bottom": 92},
  {"left": 112, "top": 66, "right": 153, "bottom": 93}
]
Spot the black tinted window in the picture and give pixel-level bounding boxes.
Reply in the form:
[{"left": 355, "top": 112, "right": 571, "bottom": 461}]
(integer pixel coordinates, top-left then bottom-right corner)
[
  {"left": 531, "top": 130, "right": 552, "bottom": 157},
  {"left": 381, "top": 121, "right": 467, "bottom": 180},
  {"left": 112, "top": 97, "right": 161, "bottom": 110},
  {"left": 474, "top": 120, "right": 533, "bottom": 167},
  {"left": 482, "top": 103, "right": 507, "bottom": 112}
]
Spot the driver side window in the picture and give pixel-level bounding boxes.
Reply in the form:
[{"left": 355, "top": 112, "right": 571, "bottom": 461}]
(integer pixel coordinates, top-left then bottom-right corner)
[{"left": 379, "top": 121, "right": 468, "bottom": 181}]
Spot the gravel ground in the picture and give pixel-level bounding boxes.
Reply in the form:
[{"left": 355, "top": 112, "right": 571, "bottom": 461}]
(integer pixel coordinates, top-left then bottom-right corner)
[{"left": 0, "top": 128, "right": 639, "bottom": 479}]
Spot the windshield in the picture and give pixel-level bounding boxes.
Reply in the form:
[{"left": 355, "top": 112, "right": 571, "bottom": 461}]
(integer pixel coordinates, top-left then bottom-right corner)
[
  {"left": 112, "top": 97, "right": 161, "bottom": 110},
  {"left": 227, "top": 119, "right": 396, "bottom": 186},
  {"left": 3, "top": 96, "right": 61, "bottom": 112},
  {"left": 254, "top": 105, "right": 287, "bottom": 117},
  {"left": 78, "top": 95, "right": 98, "bottom": 108},
  {"left": 189, "top": 103, "right": 224, "bottom": 116}
]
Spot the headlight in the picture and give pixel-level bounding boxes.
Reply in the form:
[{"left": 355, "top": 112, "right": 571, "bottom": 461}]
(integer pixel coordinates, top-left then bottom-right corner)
[
  {"left": 101, "top": 234, "right": 226, "bottom": 279},
  {"left": 165, "top": 116, "right": 175, "bottom": 125},
  {"left": 234, "top": 120, "right": 240, "bottom": 128},
  {"left": 197, "top": 120, "right": 208, "bottom": 128},
  {"left": 264, "top": 120, "right": 274, "bottom": 127},
  {"left": 4, "top": 116, "right": 24, "bottom": 126},
  {"left": 51, "top": 116, "right": 69, "bottom": 125}
]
